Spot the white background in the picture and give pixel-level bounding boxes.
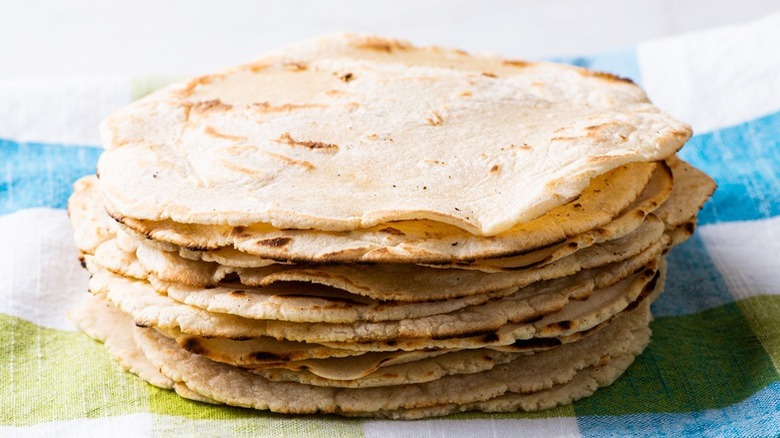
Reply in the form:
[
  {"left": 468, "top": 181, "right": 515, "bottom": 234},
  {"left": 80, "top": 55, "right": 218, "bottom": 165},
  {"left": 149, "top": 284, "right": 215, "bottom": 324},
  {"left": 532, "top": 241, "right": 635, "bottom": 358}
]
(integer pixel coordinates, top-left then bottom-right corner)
[{"left": 0, "top": 0, "right": 777, "bottom": 79}]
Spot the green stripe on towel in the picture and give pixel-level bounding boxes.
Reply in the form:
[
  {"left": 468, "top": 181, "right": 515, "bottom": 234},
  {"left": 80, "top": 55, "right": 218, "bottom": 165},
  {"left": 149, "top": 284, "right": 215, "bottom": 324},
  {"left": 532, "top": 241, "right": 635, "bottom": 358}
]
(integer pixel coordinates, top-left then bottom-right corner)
[
  {"left": 3, "top": 295, "right": 778, "bottom": 426},
  {"left": 575, "top": 297, "right": 779, "bottom": 415}
]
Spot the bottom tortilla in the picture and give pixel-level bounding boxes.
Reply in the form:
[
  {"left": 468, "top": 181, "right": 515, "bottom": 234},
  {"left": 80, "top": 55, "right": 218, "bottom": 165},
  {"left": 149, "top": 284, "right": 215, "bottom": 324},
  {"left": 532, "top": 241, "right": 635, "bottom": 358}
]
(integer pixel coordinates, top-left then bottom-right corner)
[{"left": 71, "top": 292, "right": 652, "bottom": 418}]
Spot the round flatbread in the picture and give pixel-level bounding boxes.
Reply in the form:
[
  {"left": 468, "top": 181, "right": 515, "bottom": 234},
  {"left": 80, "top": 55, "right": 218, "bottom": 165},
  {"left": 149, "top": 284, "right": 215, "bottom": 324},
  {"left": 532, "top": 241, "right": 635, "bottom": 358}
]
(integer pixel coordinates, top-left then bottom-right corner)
[
  {"left": 132, "top": 299, "right": 652, "bottom": 415},
  {"left": 86, "top": 259, "right": 659, "bottom": 348},
  {"left": 98, "top": 34, "right": 690, "bottom": 239}
]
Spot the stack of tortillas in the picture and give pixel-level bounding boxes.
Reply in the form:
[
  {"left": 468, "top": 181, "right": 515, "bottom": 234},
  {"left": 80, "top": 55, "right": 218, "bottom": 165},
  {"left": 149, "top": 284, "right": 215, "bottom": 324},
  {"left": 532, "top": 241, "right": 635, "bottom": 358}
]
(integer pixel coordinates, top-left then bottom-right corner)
[{"left": 67, "top": 34, "right": 715, "bottom": 419}]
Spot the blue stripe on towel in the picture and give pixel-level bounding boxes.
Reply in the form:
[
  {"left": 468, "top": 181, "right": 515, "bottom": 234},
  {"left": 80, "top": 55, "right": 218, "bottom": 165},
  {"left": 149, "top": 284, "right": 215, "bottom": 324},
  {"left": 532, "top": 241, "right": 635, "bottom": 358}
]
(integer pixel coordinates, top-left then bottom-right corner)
[
  {"left": 680, "top": 110, "right": 780, "bottom": 224},
  {"left": 0, "top": 139, "right": 101, "bottom": 215},
  {"left": 652, "top": 234, "right": 734, "bottom": 317}
]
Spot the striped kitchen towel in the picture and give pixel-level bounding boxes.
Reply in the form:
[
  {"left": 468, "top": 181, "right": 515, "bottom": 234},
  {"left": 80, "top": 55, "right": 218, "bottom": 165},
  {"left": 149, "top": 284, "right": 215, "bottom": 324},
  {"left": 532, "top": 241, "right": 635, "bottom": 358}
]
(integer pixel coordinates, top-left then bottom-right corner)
[{"left": 1, "top": 13, "right": 779, "bottom": 438}]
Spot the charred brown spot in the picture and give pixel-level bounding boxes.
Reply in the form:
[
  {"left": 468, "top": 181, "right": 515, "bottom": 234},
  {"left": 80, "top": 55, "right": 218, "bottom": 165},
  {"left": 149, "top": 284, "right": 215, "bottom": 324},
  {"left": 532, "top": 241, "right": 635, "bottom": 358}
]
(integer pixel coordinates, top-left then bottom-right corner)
[
  {"left": 481, "top": 72, "right": 497, "bottom": 78},
  {"left": 275, "top": 132, "right": 339, "bottom": 152},
  {"left": 284, "top": 62, "right": 308, "bottom": 71},
  {"left": 190, "top": 99, "right": 232, "bottom": 113},
  {"left": 551, "top": 320, "right": 572, "bottom": 331},
  {"left": 204, "top": 284, "right": 216, "bottom": 290},
  {"left": 587, "top": 155, "right": 617, "bottom": 163},
  {"left": 513, "top": 313, "right": 545, "bottom": 324},
  {"left": 203, "top": 126, "right": 245, "bottom": 142},
  {"left": 353, "top": 37, "right": 410, "bottom": 53},
  {"left": 260, "top": 150, "right": 316, "bottom": 171},
  {"left": 231, "top": 290, "right": 247, "bottom": 297},
  {"left": 314, "top": 248, "right": 372, "bottom": 264},
  {"left": 426, "top": 111, "right": 444, "bottom": 126},
  {"left": 379, "top": 227, "right": 405, "bottom": 236},
  {"left": 511, "top": 258, "right": 547, "bottom": 272},
  {"left": 481, "top": 333, "right": 500, "bottom": 343},
  {"left": 384, "top": 339, "right": 398, "bottom": 347},
  {"left": 339, "top": 72, "right": 354, "bottom": 82},
  {"left": 250, "top": 351, "right": 290, "bottom": 362},
  {"left": 178, "top": 75, "right": 215, "bottom": 96},
  {"left": 229, "top": 336, "right": 251, "bottom": 341},
  {"left": 625, "top": 270, "right": 660, "bottom": 312},
  {"left": 256, "top": 237, "right": 292, "bottom": 248},
  {"left": 221, "top": 272, "right": 241, "bottom": 283},
  {"left": 134, "top": 321, "right": 149, "bottom": 328},
  {"left": 585, "top": 123, "right": 615, "bottom": 132},
  {"left": 460, "top": 90, "right": 473, "bottom": 97},
  {"left": 78, "top": 256, "right": 87, "bottom": 268},
  {"left": 249, "top": 63, "right": 268, "bottom": 73},
  {"left": 490, "top": 164, "right": 501, "bottom": 173},
  {"left": 503, "top": 59, "right": 533, "bottom": 68},
  {"left": 181, "top": 338, "right": 205, "bottom": 355},
  {"left": 454, "top": 258, "right": 477, "bottom": 266},
  {"left": 106, "top": 209, "right": 125, "bottom": 224},
  {"left": 580, "top": 69, "right": 634, "bottom": 84},
  {"left": 483, "top": 355, "right": 494, "bottom": 361},
  {"left": 250, "top": 102, "right": 324, "bottom": 113},
  {"left": 685, "top": 222, "right": 696, "bottom": 234},
  {"left": 512, "top": 337, "right": 562, "bottom": 349},
  {"left": 568, "top": 242, "right": 579, "bottom": 248},
  {"left": 431, "top": 329, "right": 498, "bottom": 341},
  {"left": 182, "top": 242, "right": 210, "bottom": 251}
]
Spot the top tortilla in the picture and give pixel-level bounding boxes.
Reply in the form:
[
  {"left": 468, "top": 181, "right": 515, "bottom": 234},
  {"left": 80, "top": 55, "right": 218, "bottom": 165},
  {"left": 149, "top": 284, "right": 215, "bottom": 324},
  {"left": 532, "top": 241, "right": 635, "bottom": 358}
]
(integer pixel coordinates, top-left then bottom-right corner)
[
  {"left": 105, "top": 161, "right": 657, "bottom": 263},
  {"left": 97, "top": 33, "right": 690, "bottom": 236}
]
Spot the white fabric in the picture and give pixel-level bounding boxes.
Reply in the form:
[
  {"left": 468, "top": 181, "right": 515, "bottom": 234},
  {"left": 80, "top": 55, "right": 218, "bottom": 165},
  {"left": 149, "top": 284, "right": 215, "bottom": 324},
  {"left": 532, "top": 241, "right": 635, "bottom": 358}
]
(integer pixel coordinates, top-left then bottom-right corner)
[
  {"left": 637, "top": 13, "right": 780, "bottom": 133},
  {"left": 0, "top": 76, "right": 130, "bottom": 145},
  {"left": 0, "top": 414, "right": 153, "bottom": 438},
  {"left": 1, "top": 414, "right": 370, "bottom": 438},
  {"left": 1, "top": 0, "right": 777, "bottom": 78},
  {"left": 364, "top": 418, "right": 581, "bottom": 438},
  {"left": 0, "top": 208, "right": 88, "bottom": 331},
  {"left": 698, "top": 217, "right": 780, "bottom": 301}
]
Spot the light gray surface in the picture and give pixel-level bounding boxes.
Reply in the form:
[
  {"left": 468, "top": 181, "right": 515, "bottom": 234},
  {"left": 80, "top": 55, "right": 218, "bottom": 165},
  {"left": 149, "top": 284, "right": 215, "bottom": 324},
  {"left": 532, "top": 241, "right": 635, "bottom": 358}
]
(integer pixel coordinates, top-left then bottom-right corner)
[{"left": 0, "top": 0, "right": 777, "bottom": 79}]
